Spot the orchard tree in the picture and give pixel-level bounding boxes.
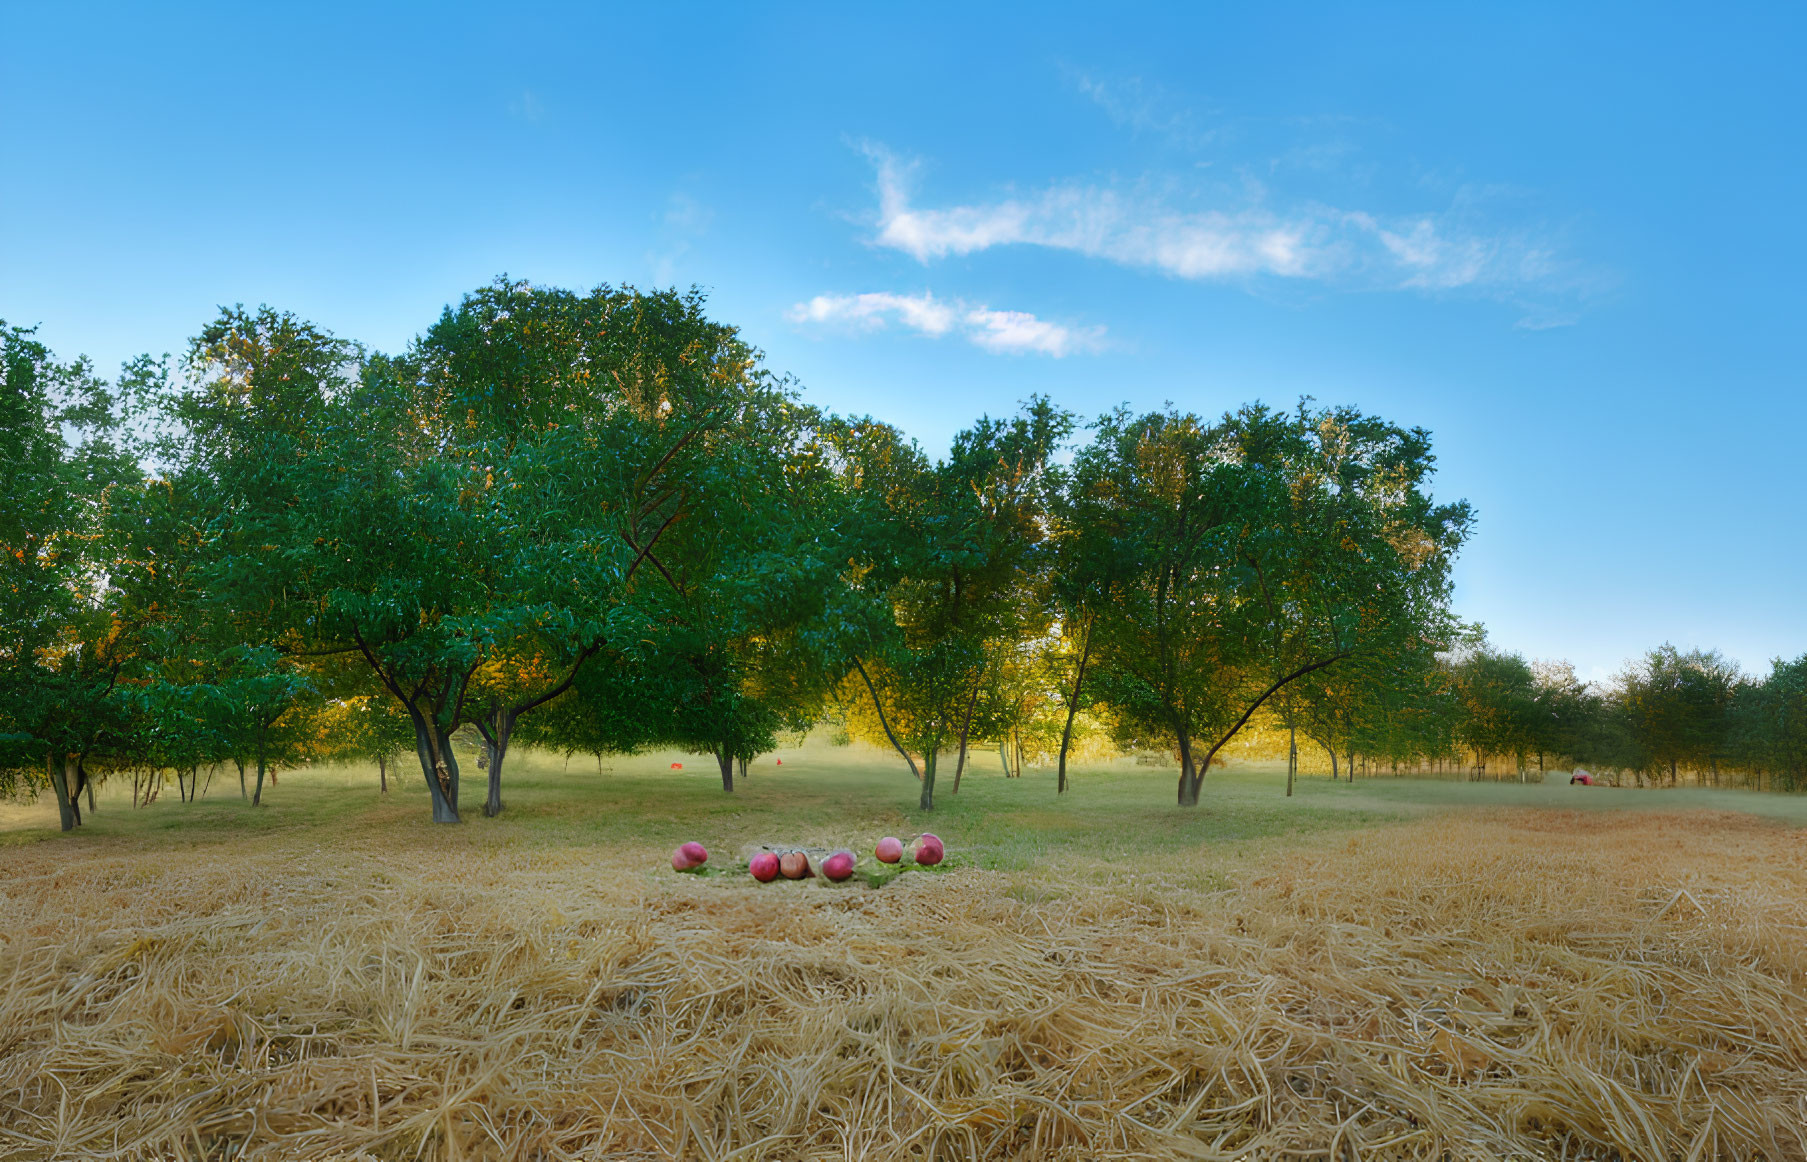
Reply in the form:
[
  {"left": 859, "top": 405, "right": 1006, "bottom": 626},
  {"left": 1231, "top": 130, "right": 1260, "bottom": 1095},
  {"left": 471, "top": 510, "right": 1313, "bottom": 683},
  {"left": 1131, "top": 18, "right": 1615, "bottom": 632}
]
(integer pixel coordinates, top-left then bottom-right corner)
[
  {"left": 1449, "top": 646, "right": 1540, "bottom": 779},
  {"left": 1528, "top": 659, "right": 1595, "bottom": 776},
  {"left": 0, "top": 323, "right": 144, "bottom": 829},
  {"left": 168, "top": 283, "right": 772, "bottom": 822},
  {"left": 1079, "top": 403, "right": 1469, "bottom": 806},
  {"left": 1615, "top": 645, "right": 1740, "bottom": 786},
  {"left": 1733, "top": 655, "right": 1806, "bottom": 790},
  {"left": 318, "top": 694, "right": 416, "bottom": 792},
  {"left": 827, "top": 402, "right": 1070, "bottom": 809},
  {"left": 621, "top": 380, "right": 847, "bottom": 792}
]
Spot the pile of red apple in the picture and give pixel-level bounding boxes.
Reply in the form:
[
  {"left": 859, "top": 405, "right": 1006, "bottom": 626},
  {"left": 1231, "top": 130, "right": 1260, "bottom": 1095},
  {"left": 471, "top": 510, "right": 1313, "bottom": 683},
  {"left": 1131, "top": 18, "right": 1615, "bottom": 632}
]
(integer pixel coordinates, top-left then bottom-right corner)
[{"left": 669, "top": 834, "right": 945, "bottom": 883}]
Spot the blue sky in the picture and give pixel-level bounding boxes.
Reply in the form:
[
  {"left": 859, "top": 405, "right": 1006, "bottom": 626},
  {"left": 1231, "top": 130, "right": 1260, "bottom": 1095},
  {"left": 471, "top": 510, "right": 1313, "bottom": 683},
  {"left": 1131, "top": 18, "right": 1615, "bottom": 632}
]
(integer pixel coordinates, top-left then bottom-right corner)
[{"left": 3, "top": 3, "right": 1802, "bottom": 680}]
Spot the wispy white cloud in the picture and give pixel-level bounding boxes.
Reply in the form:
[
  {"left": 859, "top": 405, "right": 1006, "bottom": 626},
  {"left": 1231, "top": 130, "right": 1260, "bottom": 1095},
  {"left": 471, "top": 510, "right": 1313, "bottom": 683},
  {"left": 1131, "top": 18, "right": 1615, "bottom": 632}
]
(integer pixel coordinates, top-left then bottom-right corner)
[
  {"left": 861, "top": 143, "right": 1580, "bottom": 304},
  {"left": 647, "top": 191, "right": 713, "bottom": 286},
  {"left": 788, "top": 290, "right": 1103, "bottom": 357},
  {"left": 508, "top": 89, "right": 546, "bottom": 123},
  {"left": 1069, "top": 72, "right": 1216, "bottom": 147}
]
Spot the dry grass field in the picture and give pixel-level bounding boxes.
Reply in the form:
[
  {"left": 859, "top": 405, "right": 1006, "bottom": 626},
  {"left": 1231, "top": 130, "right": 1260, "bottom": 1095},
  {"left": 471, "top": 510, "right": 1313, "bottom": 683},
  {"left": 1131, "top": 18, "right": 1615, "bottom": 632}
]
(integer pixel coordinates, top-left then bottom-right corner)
[{"left": 3, "top": 748, "right": 1805, "bottom": 1160}]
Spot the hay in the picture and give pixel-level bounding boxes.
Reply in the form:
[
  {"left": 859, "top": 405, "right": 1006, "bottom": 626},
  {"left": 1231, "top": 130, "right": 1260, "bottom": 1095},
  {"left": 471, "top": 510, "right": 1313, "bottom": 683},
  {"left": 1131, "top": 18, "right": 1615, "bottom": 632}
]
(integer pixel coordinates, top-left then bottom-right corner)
[{"left": 2, "top": 810, "right": 1805, "bottom": 1160}]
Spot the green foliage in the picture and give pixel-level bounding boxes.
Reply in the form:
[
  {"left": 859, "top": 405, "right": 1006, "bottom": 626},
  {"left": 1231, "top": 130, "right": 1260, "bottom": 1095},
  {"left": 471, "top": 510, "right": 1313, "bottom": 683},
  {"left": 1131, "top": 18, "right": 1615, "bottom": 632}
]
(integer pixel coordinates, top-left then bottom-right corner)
[
  {"left": 1073, "top": 401, "right": 1470, "bottom": 805},
  {"left": 1613, "top": 645, "right": 1741, "bottom": 786},
  {"left": 826, "top": 400, "right": 1072, "bottom": 808},
  {"left": 1733, "top": 655, "right": 1807, "bottom": 789},
  {"left": 0, "top": 321, "right": 144, "bottom": 824},
  {"left": 11, "top": 280, "right": 1804, "bottom": 844}
]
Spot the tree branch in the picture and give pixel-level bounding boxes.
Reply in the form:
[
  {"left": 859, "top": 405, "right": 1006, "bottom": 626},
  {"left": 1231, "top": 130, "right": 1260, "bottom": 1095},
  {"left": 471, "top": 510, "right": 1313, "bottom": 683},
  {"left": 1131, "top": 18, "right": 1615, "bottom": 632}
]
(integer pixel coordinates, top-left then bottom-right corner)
[
  {"left": 851, "top": 656, "right": 921, "bottom": 780},
  {"left": 623, "top": 505, "right": 686, "bottom": 586},
  {"left": 1195, "top": 652, "right": 1352, "bottom": 778},
  {"left": 515, "top": 640, "right": 602, "bottom": 715}
]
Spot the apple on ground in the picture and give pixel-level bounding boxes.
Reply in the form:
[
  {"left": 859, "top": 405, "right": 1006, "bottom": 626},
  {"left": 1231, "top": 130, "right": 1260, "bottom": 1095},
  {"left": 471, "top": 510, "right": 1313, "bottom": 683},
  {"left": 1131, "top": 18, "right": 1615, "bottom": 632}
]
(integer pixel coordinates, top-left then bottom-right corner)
[
  {"left": 913, "top": 833, "right": 944, "bottom": 866},
  {"left": 875, "top": 836, "right": 903, "bottom": 863},
  {"left": 822, "top": 851, "right": 856, "bottom": 881},
  {"left": 779, "top": 851, "right": 813, "bottom": 879},
  {"left": 749, "top": 852, "right": 780, "bottom": 882}
]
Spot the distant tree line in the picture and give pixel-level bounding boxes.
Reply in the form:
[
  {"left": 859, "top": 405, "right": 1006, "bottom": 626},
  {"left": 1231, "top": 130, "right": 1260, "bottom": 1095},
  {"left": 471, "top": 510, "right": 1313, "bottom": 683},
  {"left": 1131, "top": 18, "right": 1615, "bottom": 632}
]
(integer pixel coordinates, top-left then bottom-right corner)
[
  {"left": 3, "top": 282, "right": 1801, "bottom": 829},
  {"left": 1283, "top": 642, "right": 1805, "bottom": 791}
]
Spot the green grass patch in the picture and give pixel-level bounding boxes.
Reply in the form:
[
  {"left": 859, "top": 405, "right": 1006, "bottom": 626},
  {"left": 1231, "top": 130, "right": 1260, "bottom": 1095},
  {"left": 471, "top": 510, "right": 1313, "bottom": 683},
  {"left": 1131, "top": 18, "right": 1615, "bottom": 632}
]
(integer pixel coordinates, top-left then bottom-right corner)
[{"left": 4, "top": 737, "right": 1801, "bottom": 866}]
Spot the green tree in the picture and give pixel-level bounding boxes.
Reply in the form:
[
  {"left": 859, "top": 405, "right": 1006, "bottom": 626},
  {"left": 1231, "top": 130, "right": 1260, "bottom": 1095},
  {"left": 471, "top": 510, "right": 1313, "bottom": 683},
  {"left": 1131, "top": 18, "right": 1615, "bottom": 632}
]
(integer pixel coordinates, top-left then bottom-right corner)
[
  {"left": 0, "top": 324, "right": 144, "bottom": 829},
  {"left": 1079, "top": 402, "right": 1468, "bottom": 806},
  {"left": 165, "top": 284, "right": 766, "bottom": 822},
  {"left": 1732, "top": 655, "right": 1807, "bottom": 790},
  {"left": 1615, "top": 645, "right": 1740, "bottom": 786},
  {"left": 1449, "top": 646, "right": 1540, "bottom": 780},
  {"left": 320, "top": 694, "right": 417, "bottom": 792},
  {"left": 403, "top": 283, "right": 747, "bottom": 813},
  {"left": 828, "top": 401, "right": 1070, "bottom": 809}
]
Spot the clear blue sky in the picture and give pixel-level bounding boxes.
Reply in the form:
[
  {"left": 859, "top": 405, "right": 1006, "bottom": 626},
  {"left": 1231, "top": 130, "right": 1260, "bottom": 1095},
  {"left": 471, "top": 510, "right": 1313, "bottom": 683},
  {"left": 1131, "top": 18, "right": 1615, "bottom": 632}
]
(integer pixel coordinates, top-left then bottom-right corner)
[{"left": 4, "top": 3, "right": 1802, "bottom": 681}]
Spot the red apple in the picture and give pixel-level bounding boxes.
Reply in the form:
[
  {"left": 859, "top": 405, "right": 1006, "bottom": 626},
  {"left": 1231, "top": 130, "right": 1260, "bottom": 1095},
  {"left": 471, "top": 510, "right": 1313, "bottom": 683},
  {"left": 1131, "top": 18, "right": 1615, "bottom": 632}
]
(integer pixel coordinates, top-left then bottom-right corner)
[
  {"left": 822, "top": 851, "right": 856, "bottom": 881},
  {"left": 913, "top": 833, "right": 945, "bottom": 866},
  {"left": 749, "top": 852, "right": 780, "bottom": 882},
  {"left": 875, "top": 836, "right": 904, "bottom": 864},
  {"left": 671, "top": 846, "right": 699, "bottom": 871},
  {"left": 779, "top": 851, "right": 813, "bottom": 879},
  {"left": 679, "top": 841, "right": 708, "bottom": 867}
]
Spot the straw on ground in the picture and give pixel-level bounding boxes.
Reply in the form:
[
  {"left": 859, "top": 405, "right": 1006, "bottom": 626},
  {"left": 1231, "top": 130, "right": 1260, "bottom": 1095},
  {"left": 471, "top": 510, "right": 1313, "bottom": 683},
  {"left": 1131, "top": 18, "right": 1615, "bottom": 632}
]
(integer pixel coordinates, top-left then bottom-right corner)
[{"left": 3, "top": 769, "right": 1804, "bottom": 1160}]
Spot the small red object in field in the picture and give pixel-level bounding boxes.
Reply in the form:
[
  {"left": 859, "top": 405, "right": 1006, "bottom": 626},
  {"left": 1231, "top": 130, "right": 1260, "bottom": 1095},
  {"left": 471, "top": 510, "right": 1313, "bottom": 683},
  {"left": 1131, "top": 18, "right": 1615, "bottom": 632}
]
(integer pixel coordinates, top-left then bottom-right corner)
[
  {"left": 913, "top": 834, "right": 945, "bottom": 866},
  {"left": 775, "top": 759, "right": 782, "bottom": 765},
  {"left": 822, "top": 851, "right": 856, "bottom": 881},
  {"left": 670, "top": 762, "right": 682, "bottom": 769},
  {"left": 779, "top": 851, "right": 813, "bottom": 879},
  {"left": 749, "top": 852, "right": 780, "bottom": 882},
  {"left": 671, "top": 842, "right": 709, "bottom": 871},
  {"left": 875, "top": 836, "right": 903, "bottom": 863}
]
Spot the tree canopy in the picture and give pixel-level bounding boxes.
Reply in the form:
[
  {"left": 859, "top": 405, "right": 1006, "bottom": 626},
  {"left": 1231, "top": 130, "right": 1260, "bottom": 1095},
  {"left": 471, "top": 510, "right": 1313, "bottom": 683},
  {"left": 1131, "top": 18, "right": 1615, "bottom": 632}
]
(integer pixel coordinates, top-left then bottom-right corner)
[{"left": 6, "top": 284, "right": 1802, "bottom": 832}]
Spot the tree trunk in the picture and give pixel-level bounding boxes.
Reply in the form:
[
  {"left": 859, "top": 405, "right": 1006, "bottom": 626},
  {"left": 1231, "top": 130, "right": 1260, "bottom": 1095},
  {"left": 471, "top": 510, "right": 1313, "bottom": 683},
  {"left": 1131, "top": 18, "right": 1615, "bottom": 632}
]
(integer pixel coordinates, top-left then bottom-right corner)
[
  {"left": 852, "top": 657, "right": 921, "bottom": 780},
  {"left": 738, "top": 755, "right": 748, "bottom": 782},
  {"left": 200, "top": 765, "right": 213, "bottom": 799},
  {"left": 1057, "top": 621, "right": 1093, "bottom": 796},
  {"left": 236, "top": 759, "right": 247, "bottom": 800},
  {"left": 253, "top": 756, "right": 266, "bottom": 806},
  {"left": 68, "top": 758, "right": 87, "bottom": 824},
  {"left": 716, "top": 748, "right": 735, "bottom": 793},
  {"left": 412, "top": 719, "right": 462, "bottom": 823},
  {"left": 378, "top": 755, "right": 388, "bottom": 794},
  {"left": 83, "top": 762, "right": 95, "bottom": 812},
  {"left": 952, "top": 676, "right": 980, "bottom": 796},
  {"left": 1286, "top": 722, "right": 1297, "bottom": 799},
  {"left": 48, "top": 751, "right": 76, "bottom": 832},
  {"left": 919, "top": 747, "right": 939, "bottom": 811},
  {"left": 998, "top": 737, "right": 1010, "bottom": 775},
  {"left": 1176, "top": 725, "right": 1199, "bottom": 807},
  {"left": 481, "top": 710, "right": 514, "bottom": 816}
]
